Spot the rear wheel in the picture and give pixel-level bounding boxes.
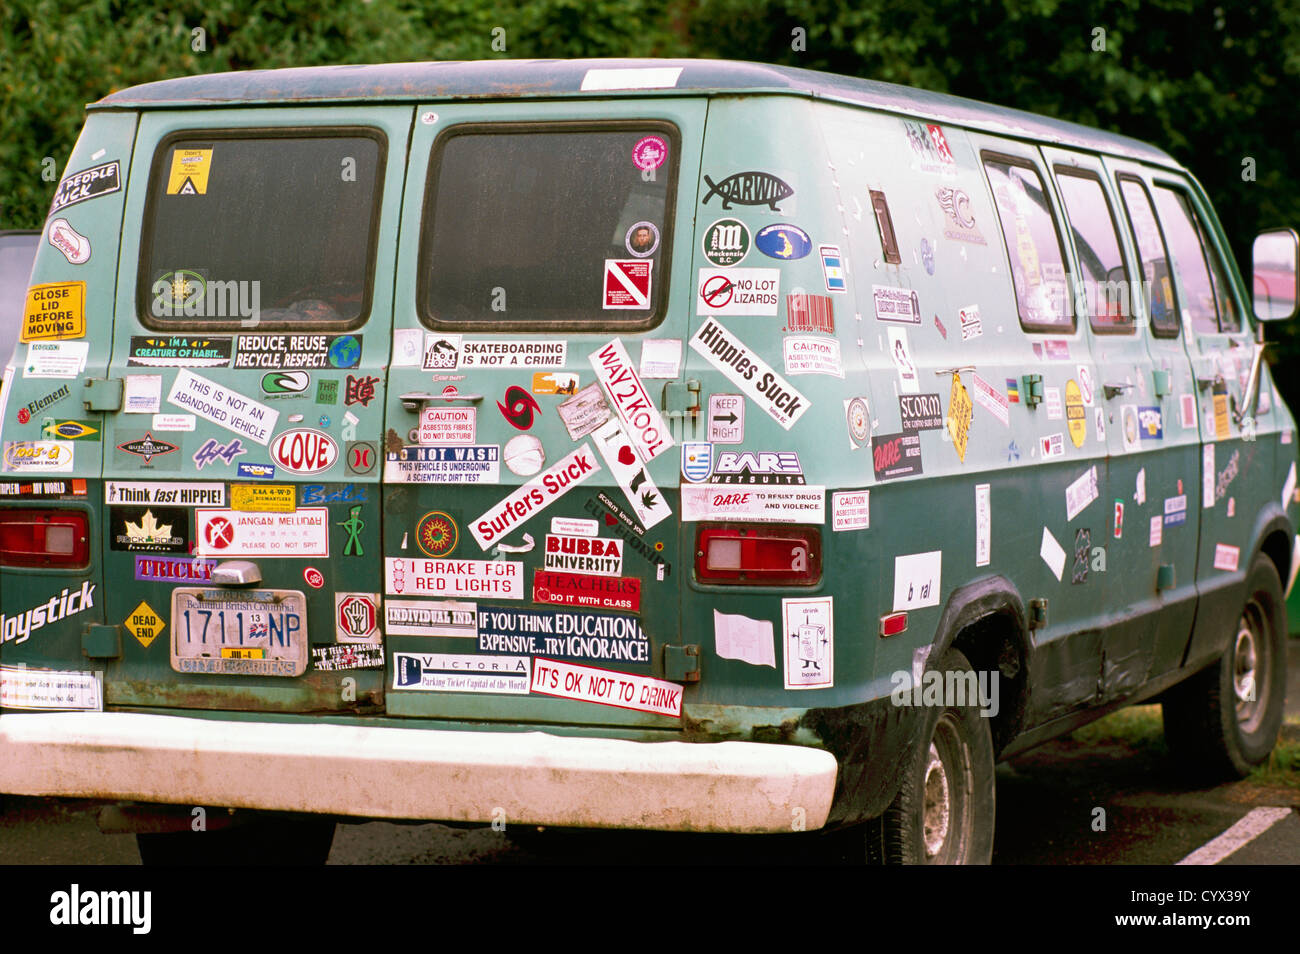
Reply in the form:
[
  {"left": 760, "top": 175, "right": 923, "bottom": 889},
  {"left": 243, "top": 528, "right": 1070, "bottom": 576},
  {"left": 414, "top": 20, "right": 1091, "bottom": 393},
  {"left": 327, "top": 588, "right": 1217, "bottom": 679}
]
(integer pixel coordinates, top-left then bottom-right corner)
[
  {"left": 136, "top": 815, "right": 336, "bottom": 866},
  {"left": 865, "top": 648, "right": 996, "bottom": 864},
  {"left": 1163, "top": 554, "right": 1286, "bottom": 780}
]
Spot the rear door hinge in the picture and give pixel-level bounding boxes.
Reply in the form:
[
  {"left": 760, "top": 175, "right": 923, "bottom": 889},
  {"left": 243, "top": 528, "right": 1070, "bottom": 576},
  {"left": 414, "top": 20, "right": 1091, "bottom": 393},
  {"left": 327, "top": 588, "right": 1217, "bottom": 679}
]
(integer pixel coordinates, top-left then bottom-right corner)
[
  {"left": 663, "top": 644, "right": 701, "bottom": 682},
  {"left": 82, "top": 378, "right": 123, "bottom": 412}
]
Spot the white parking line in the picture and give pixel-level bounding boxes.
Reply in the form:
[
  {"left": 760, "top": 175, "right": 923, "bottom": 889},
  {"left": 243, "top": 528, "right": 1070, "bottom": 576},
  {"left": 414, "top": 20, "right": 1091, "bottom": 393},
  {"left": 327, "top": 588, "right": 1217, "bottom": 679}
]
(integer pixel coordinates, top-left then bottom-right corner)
[{"left": 1176, "top": 806, "right": 1292, "bottom": 865}]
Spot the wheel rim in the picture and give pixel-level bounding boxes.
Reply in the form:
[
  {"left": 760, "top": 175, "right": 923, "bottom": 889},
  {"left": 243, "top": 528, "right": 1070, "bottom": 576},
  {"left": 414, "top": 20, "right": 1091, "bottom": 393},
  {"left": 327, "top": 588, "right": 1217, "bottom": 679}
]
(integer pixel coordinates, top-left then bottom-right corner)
[
  {"left": 1233, "top": 600, "right": 1271, "bottom": 734},
  {"left": 920, "top": 712, "right": 975, "bottom": 863}
]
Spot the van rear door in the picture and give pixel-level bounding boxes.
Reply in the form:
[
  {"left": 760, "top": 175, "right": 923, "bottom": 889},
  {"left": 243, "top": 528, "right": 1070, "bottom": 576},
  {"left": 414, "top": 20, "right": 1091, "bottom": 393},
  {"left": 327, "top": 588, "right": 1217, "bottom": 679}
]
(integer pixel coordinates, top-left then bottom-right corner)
[
  {"left": 99, "top": 107, "right": 411, "bottom": 713},
  {"left": 382, "top": 99, "right": 705, "bottom": 728}
]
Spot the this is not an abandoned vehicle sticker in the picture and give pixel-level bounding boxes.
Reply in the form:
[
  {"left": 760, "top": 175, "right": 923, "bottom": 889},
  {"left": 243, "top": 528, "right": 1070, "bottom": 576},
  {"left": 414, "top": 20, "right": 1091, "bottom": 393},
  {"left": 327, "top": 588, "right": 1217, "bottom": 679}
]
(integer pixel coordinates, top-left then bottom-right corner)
[
  {"left": 167, "top": 369, "right": 279, "bottom": 445},
  {"left": 530, "top": 657, "right": 682, "bottom": 717},
  {"left": 477, "top": 606, "right": 650, "bottom": 666}
]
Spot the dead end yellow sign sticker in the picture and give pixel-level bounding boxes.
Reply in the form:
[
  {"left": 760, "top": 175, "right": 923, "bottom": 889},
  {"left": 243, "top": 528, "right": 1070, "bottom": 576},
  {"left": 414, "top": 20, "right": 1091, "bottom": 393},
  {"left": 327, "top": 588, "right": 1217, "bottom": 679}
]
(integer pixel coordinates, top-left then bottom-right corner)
[
  {"left": 21, "top": 282, "right": 85, "bottom": 342},
  {"left": 1066, "top": 379, "right": 1087, "bottom": 448},
  {"left": 947, "top": 373, "right": 972, "bottom": 463},
  {"left": 231, "top": 483, "right": 296, "bottom": 513},
  {"left": 166, "top": 147, "right": 213, "bottom": 195},
  {"left": 125, "top": 600, "right": 165, "bottom": 649}
]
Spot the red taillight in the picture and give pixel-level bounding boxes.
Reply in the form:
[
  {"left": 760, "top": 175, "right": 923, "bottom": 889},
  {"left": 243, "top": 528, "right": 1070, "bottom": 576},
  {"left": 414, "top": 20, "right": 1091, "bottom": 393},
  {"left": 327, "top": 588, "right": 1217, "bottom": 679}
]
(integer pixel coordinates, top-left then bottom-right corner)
[
  {"left": 694, "top": 524, "right": 821, "bottom": 585},
  {"left": 0, "top": 509, "right": 90, "bottom": 568}
]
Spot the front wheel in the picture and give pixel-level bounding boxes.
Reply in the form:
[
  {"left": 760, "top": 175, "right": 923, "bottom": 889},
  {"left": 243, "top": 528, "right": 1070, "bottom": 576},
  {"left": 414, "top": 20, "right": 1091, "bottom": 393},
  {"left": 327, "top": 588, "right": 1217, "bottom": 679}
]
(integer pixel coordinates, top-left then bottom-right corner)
[
  {"left": 865, "top": 647, "right": 996, "bottom": 864},
  {"left": 1163, "top": 554, "right": 1286, "bottom": 780}
]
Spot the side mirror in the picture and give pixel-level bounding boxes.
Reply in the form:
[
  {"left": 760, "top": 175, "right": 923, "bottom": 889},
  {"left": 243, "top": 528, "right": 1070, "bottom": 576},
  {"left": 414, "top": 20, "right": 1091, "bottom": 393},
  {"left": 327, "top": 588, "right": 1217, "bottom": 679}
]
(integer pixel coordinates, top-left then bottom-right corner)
[{"left": 1252, "top": 228, "right": 1299, "bottom": 322}]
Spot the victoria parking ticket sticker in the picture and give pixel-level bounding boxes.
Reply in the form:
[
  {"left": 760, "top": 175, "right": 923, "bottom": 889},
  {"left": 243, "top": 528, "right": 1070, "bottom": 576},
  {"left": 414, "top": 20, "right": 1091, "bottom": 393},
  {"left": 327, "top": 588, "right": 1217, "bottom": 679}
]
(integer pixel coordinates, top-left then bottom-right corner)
[
  {"left": 167, "top": 147, "right": 213, "bottom": 195},
  {"left": 22, "top": 282, "right": 85, "bottom": 342},
  {"left": 604, "top": 260, "right": 651, "bottom": 309}
]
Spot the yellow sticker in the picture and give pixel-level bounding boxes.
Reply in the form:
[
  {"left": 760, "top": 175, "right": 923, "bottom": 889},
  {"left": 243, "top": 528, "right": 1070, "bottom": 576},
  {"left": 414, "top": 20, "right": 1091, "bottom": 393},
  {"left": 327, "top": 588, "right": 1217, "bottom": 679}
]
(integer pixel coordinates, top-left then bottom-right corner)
[
  {"left": 125, "top": 600, "right": 165, "bottom": 649},
  {"left": 41, "top": 420, "right": 98, "bottom": 440},
  {"left": 221, "top": 647, "right": 264, "bottom": 660},
  {"left": 531, "top": 372, "right": 580, "bottom": 395},
  {"left": 1213, "top": 390, "right": 1231, "bottom": 441},
  {"left": 21, "top": 282, "right": 85, "bottom": 341},
  {"left": 231, "top": 483, "right": 296, "bottom": 513},
  {"left": 947, "top": 373, "right": 972, "bottom": 463},
  {"left": 1066, "top": 379, "right": 1087, "bottom": 448},
  {"left": 166, "top": 147, "right": 213, "bottom": 195}
]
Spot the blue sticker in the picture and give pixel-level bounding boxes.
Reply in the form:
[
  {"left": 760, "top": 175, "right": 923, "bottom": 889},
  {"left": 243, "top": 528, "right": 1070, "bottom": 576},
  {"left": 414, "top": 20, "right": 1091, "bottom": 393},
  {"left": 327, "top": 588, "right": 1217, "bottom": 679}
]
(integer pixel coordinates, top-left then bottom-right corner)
[
  {"left": 754, "top": 224, "right": 812, "bottom": 261},
  {"left": 477, "top": 606, "right": 650, "bottom": 666},
  {"left": 319, "top": 415, "right": 331, "bottom": 428},
  {"left": 1137, "top": 406, "right": 1164, "bottom": 440},
  {"left": 820, "top": 245, "right": 847, "bottom": 293},
  {"left": 920, "top": 238, "right": 935, "bottom": 275},
  {"left": 327, "top": 334, "right": 362, "bottom": 369},
  {"left": 237, "top": 462, "right": 277, "bottom": 479},
  {"left": 193, "top": 437, "right": 246, "bottom": 470},
  {"left": 301, "top": 484, "right": 368, "bottom": 505},
  {"left": 681, "top": 442, "right": 713, "bottom": 483}
]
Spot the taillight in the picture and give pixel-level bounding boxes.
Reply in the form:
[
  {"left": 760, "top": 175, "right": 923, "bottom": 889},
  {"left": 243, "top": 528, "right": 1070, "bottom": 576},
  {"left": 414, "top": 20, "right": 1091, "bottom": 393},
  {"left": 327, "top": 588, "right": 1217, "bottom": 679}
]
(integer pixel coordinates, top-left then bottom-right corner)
[
  {"left": 0, "top": 509, "right": 90, "bottom": 568},
  {"left": 694, "top": 524, "right": 821, "bottom": 585}
]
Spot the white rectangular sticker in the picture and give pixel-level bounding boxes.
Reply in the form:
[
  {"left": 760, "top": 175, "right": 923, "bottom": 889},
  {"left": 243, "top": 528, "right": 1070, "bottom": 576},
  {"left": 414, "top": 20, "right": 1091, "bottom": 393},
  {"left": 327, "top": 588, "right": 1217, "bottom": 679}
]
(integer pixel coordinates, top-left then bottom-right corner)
[
  {"left": 551, "top": 517, "right": 598, "bottom": 537},
  {"left": 971, "top": 373, "right": 1010, "bottom": 427},
  {"left": 590, "top": 418, "right": 671, "bottom": 530},
  {"left": 544, "top": 534, "right": 623, "bottom": 577},
  {"left": 1283, "top": 461, "right": 1296, "bottom": 511},
  {"left": 893, "top": 551, "right": 942, "bottom": 611},
  {"left": 195, "top": 508, "right": 328, "bottom": 557},
  {"left": 1213, "top": 544, "right": 1240, "bottom": 572},
  {"left": 459, "top": 340, "right": 566, "bottom": 369},
  {"left": 22, "top": 341, "right": 88, "bottom": 378},
  {"left": 783, "top": 597, "right": 834, "bottom": 690},
  {"left": 1065, "top": 465, "right": 1099, "bottom": 521},
  {"left": 386, "top": 558, "right": 523, "bottom": 600},
  {"left": 682, "top": 483, "right": 824, "bottom": 524},
  {"left": 713, "top": 610, "right": 776, "bottom": 667},
  {"left": 580, "top": 67, "right": 683, "bottom": 90},
  {"left": 418, "top": 406, "right": 476, "bottom": 445},
  {"left": 1203, "top": 443, "right": 1216, "bottom": 508},
  {"left": 383, "top": 445, "right": 500, "bottom": 485},
  {"left": 394, "top": 652, "right": 530, "bottom": 694},
  {"left": 707, "top": 393, "right": 745, "bottom": 443},
  {"left": 639, "top": 338, "right": 682, "bottom": 379},
  {"left": 975, "top": 483, "right": 991, "bottom": 567},
  {"left": 1045, "top": 387, "right": 1063, "bottom": 420},
  {"left": 690, "top": 320, "right": 809, "bottom": 429},
  {"left": 151, "top": 413, "right": 195, "bottom": 432},
  {"left": 391, "top": 328, "right": 423, "bottom": 367},
  {"left": 123, "top": 374, "right": 162, "bottom": 414},
  {"left": 887, "top": 327, "right": 919, "bottom": 394},
  {"left": 696, "top": 267, "right": 780, "bottom": 316},
  {"left": 105, "top": 481, "right": 224, "bottom": 507},
  {"left": 783, "top": 336, "right": 843, "bottom": 377},
  {"left": 167, "top": 369, "right": 278, "bottom": 445},
  {"left": 0, "top": 666, "right": 101, "bottom": 711},
  {"left": 1041, "top": 527, "right": 1066, "bottom": 581},
  {"left": 831, "top": 489, "right": 870, "bottom": 531},
  {"left": 589, "top": 339, "right": 674, "bottom": 461},
  {"left": 469, "top": 444, "right": 600, "bottom": 550},
  {"left": 556, "top": 383, "right": 612, "bottom": 441},
  {"left": 3, "top": 441, "right": 73, "bottom": 473},
  {"left": 385, "top": 600, "right": 477, "bottom": 637},
  {"left": 530, "top": 657, "right": 683, "bottom": 717},
  {"left": 1149, "top": 515, "right": 1163, "bottom": 547},
  {"left": 872, "top": 285, "right": 920, "bottom": 324}
]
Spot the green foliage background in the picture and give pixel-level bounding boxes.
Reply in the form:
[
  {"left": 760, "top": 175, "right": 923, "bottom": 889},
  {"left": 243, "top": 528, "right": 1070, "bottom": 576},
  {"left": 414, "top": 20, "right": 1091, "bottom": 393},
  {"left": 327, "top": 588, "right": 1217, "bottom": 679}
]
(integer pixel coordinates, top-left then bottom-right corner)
[{"left": 2, "top": 0, "right": 1298, "bottom": 383}]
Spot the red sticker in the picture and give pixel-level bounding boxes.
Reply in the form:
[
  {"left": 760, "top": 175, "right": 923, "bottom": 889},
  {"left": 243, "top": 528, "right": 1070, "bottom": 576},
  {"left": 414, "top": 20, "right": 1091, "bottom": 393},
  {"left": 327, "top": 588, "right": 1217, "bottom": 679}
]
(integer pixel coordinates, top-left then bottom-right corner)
[
  {"left": 304, "top": 566, "right": 325, "bottom": 588},
  {"left": 604, "top": 260, "right": 652, "bottom": 310},
  {"left": 631, "top": 136, "right": 667, "bottom": 171},
  {"left": 533, "top": 569, "right": 640, "bottom": 613}
]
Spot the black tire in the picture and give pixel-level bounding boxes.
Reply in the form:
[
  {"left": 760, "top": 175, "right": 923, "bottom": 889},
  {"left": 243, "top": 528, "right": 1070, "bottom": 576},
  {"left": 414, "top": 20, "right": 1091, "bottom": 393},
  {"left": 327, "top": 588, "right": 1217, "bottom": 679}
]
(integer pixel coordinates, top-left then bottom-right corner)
[
  {"left": 137, "top": 815, "right": 336, "bottom": 866},
  {"left": 864, "top": 647, "right": 996, "bottom": 864},
  {"left": 1163, "top": 554, "right": 1286, "bottom": 780}
]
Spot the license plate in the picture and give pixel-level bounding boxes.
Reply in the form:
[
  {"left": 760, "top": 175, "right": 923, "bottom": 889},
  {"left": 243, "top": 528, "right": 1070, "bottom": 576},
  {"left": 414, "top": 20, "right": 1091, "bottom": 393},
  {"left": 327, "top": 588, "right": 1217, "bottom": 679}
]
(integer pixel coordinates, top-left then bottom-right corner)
[{"left": 170, "top": 588, "right": 308, "bottom": 677}]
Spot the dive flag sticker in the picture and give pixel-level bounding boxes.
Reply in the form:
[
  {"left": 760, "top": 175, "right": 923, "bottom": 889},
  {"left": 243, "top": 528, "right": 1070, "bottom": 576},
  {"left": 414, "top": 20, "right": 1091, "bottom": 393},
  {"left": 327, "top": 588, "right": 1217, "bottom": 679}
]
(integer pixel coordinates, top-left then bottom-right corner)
[{"left": 604, "top": 260, "right": 652, "bottom": 310}]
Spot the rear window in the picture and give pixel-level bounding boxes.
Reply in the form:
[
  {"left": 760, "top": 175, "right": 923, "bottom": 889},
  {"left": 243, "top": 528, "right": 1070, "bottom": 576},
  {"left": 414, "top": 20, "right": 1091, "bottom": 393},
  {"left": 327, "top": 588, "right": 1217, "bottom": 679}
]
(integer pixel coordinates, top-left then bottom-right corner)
[
  {"left": 983, "top": 156, "right": 1072, "bottom": 331},
  {"left": 419, "top": 123, "right": 678, "bottom": 330},
  {"left": 138, "top": 130, "right": 385, "bottom": 329},
  {"left": 1117, "top": 176, "right": 1180, "bottom": 337}
]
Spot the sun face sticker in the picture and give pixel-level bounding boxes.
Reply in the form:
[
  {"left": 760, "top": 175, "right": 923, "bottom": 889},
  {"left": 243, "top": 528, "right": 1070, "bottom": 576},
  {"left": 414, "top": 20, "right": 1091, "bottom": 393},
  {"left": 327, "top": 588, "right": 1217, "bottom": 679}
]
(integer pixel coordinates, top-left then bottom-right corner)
[{"left": 416, "top": 510, "right": 458, "bottom": 558}]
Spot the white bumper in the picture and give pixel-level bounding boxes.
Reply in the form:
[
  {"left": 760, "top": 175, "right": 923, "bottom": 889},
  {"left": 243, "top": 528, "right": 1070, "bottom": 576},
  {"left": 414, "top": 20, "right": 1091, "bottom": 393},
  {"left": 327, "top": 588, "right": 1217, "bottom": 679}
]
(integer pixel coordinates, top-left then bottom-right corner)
[{"left": 0, "top": 711, "right": 837, "bottom": 833}]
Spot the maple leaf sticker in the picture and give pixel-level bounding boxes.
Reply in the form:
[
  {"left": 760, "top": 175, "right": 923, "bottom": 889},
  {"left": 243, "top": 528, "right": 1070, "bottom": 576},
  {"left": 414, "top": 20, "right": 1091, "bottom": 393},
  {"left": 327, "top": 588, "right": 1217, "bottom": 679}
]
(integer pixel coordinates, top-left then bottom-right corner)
[{"left": 125, "top": 509, "right": 173, "bottom": 543}]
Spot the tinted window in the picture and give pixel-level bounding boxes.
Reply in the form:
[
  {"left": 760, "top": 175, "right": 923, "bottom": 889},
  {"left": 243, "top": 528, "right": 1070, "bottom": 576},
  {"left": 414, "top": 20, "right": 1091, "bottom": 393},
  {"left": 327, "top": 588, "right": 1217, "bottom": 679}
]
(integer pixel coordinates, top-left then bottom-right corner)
[
  {"left": 984, "top": 157, "right": 1071, "bottom": 330},
  {"left": 0, "top": 233, "right": 39, "bottom": 370},
  {"left": 1117, "top": 177, "right": 1179, "bottom": 337},
  {"left": 1153, "top": 186, "right": 1240, "bottom": 334},
  {"left": 1055, "top": 170, "right": 1132, "bottom": 333},
  {"left": 139, "top": 132, "right": 384, "bottom": 328},
  {"left": 420, "top": 124, "right": 677, "bottom": 329}
]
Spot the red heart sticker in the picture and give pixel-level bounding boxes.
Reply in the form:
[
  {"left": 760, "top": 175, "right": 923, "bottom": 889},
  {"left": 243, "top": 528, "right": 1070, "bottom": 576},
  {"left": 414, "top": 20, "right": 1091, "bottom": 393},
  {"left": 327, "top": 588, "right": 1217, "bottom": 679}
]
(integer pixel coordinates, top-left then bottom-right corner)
[
  {"left": 604, "top": 513, "right": 617, "bottom": 526},
  {"left": 617, "top": 445, "right": 636, "bottom": 466}
]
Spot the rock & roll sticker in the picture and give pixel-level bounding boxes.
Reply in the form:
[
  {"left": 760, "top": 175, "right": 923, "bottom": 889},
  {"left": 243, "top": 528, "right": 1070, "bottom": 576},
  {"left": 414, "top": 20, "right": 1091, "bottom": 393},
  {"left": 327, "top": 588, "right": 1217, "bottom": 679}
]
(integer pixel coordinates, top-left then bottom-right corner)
[{"left": 21, "top": 282, "right": 85, "bottom": 342}]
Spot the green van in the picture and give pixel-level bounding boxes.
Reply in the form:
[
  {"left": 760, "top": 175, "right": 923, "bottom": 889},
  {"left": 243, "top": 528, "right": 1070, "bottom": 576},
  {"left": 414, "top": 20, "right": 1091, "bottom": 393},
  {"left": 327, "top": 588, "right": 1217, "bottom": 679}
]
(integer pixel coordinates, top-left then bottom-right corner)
[{"left": 1, "top": 58, "right": 1296, "bottom": 865}]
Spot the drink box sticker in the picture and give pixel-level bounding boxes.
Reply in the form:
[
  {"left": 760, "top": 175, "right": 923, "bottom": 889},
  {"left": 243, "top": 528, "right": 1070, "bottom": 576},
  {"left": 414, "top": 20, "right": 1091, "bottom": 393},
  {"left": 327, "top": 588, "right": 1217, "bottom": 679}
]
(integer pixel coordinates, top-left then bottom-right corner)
[
  {"left": 385, "top": 599, "right": 478, "bottom": 637},
  {"left": 384, "top": 445, "right": 500, "bottom": 485},
  {"left": 604, "top": 260, "right": 652, "bottom": 309},
  {"left": 394, "top": 653, "right": 531, "bottom": 695},
  {"left": 533, "top": 570, "right": 641, "bottom": 613},
  {"left": 530, "top": 658, "right": 682, "bottom": 717},
  {"left": 588, "top": 338, "right": 673, "bottom": 461},
  {"left": 783, "top": 596, "right": 834, "bottom": 690},
  {"left": 386, "top": 558, "right": 524, "bottom": 601},
  {"left": 469, "top": 444, "right": 601, "bottom": 550},
  {"left": 419, "top": 406, "right": 476, "bottom": 445},
  {"left": 21, "top": 282, "right": 85, "bottom": 342},
  {"left": 696, "top": 268, "right": 780, "bottom": 316},
  {"left": 590, "top": 419, "right": 672, "bottom": 531},
  {"left": 477, "top": 606, "right": 650, "bottom": 666},
  {"left": 681, "top": 484, "right": 825, "bottom": 524},
  {"left": 195, "top": 508, "right": 329, "bottom": 557},
  {"left": 690, "top": 320, "right": 809, "bottom": 430},
  {"left": 167, "top": 369, "right": 279, "bottom": 445}
]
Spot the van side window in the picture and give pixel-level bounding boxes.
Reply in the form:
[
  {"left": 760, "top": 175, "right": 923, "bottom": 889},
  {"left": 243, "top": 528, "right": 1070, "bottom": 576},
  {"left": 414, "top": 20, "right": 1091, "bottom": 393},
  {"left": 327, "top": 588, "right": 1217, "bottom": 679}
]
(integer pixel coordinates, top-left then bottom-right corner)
[
  {"left": 138, "top": 131, "right": 384, "bottom": 329},
  {"left": 1152, "top": 186, "right": 1241, "bottom": 334},
  {"left": 1054, "top": 168, "right": 1133, "bottom": 334},
  {"left": 983, "top": 156, "right": 1072, "bottom": 331},
  {"left": 1116, "top": 176, "right": 1179, "bottom": 337},
  {"left": 419, "top": 123, "right": 678, "bottom": 330}
]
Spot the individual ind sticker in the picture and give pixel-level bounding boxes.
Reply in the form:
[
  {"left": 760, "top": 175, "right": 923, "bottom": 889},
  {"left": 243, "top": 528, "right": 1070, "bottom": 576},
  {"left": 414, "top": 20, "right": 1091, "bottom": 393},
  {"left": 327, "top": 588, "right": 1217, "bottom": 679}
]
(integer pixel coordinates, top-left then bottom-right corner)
[
  {"left": 713, "top": 610, "right": 776, "bottom": 667},
  {"left": 975, "top": 484, "right": 991, "bottom": 567},
  {"left": 166, "top": 147, "right": 213, "bottom": 195},
  {"left": 1040, "top": 527, "right": 1066, "bottom": 581},
  {"left": 603, "top": 260, "right": 652, "bottom": 310},
  {"left": 783, "top": 597, "right": 834, "bottom": 690},
  {"left": 947, "top": 373, "right": 972, "bottom": 463},
  {"left": 21, "top": 282, "right": 85, "bottom": 342}
]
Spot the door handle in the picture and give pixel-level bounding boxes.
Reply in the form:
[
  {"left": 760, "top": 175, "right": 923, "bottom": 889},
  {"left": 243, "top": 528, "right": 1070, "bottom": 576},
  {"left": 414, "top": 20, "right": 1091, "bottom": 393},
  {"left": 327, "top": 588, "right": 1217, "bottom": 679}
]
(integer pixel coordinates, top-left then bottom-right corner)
[
  {"left": 1102, "top": 383, "right": 1133, "bottom": 399},
  {"left": 398, "top": 392, "right": 484, "bottom": 412}
]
